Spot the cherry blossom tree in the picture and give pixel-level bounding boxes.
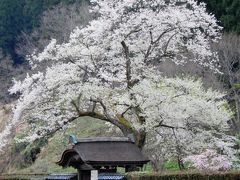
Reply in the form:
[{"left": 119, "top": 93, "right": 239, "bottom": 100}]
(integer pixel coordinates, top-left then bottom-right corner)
[
  {"left": 183, "top": 149, "right": 231, "bottom": 171},
  {"left": 0, "top": 0, "right": 235, "bottom": 157},
  {"left": 139, "top": 78, "right": 235, "bottom": 170}
]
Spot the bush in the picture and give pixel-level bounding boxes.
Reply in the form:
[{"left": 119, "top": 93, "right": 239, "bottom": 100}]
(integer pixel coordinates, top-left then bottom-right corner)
[
  {"left": 10, "top": 137, "right": 48, "bottom": 169},
  {"left": 127, "top": 171, "right": 240, "bottom": 180},
  {"left": 163, "top": 160, "right": 180, "bottom": 171}
]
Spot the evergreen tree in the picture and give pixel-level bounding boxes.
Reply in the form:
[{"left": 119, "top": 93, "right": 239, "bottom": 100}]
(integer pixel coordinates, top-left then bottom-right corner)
[
  {"left": 0, "top": 0, "right": 80, "bottom": 64},
  {"left": 201, "top": 0, "right": 240, "bottom": 34},
  {"left": 0, "top": 0, "right": 25, "bottom": 63}
]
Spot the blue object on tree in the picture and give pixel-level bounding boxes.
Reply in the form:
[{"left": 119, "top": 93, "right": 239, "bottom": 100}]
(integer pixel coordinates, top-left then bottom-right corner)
[{"left": 69, "top": 134, "right": 78, "bottom": 145}]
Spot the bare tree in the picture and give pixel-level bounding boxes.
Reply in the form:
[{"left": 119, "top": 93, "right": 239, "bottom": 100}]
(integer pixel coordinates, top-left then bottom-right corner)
[
  {"left": 213, "top": 33, "right": 240, "bottom": 131},
  {"left": 16, "top": 1, "right": 91, "bottom": 57}
]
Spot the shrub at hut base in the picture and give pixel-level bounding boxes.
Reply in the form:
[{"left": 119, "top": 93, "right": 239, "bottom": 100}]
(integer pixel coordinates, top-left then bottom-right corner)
[{"left": 127, "top": 171, "right": 240, "bottom": 180}]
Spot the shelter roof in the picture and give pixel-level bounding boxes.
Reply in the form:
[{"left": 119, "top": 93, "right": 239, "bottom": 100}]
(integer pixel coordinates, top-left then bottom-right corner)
[{"left": 57, "top": 137, "right": 149, "bottom": 168}]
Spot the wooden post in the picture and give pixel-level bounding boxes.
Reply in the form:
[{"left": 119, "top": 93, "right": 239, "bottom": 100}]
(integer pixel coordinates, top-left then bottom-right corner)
[
  {"left": 78, "top": 169, "right": 81, "bottom": 180},
  {"left": 91, "top": 170, "right": 98, "bottom": 180}
]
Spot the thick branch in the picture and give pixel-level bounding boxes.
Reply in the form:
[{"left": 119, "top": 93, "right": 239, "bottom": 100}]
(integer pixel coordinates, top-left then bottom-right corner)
[
  {"left": 79, "top": 111, "right": 133, "bottom": 136},
  {"left": 90, "top": 98, "right": 134, "bottom": 136},
  {"left": 121, "top": 41, "right": 132, "bottom": 88},
  {"left": 121, "top": 106, "right": 133, "bottom": 117},
  {"left": 71, "top": 100, "right": 81, "bottom": 116}
]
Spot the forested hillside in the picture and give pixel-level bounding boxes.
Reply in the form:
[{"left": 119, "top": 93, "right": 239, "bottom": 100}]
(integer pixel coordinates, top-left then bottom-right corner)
[
  {"left": 0, "top": 0, "right": 90, "bottom": 103},
  {"left": 0, "top": 0, "right": 240, "bottom": 175},
  {"left": 201, "top": 0, "right": 240, "bottom": 33},
  {"left": 0, "top": 0, "right": 82, "bottom": 64}
]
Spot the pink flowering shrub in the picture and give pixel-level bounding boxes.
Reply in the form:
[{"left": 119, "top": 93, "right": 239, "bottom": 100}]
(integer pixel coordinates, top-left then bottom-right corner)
[{"left": 183, "top": 149, "right": 231, "bottom": 171}]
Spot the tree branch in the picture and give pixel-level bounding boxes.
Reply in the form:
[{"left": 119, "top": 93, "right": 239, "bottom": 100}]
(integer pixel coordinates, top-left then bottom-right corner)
[
  {"left": 67, "top": 57, "right": 88, "bottom": 72},
  {"left": 89, "top": 98, "right": 133, "bottom": 135},
  {"left": 163, "top": 32, "right": 178, "bottom": 54},
  {"left": 124, "top": 27, "right": 142, "bottom": 40},
  {"left": 144, "top": 27, "right": 177, "bottom": 62},
  {"left": 154, "top": 120, "right": 186, "bottom": 130}
]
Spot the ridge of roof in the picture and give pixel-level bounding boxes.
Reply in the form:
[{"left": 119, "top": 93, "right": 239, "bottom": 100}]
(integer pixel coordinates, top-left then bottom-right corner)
[{"left": 76, "top": 137, "right": 132, "bottom": 143}]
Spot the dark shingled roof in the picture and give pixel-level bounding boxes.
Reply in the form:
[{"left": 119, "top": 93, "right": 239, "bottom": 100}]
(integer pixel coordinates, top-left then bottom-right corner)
[{"left": 57, "top": 137, "right": 149, "bottom": 168}]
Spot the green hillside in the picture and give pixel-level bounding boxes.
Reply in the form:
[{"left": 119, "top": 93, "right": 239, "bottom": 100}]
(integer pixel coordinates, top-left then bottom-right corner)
[{"left": 6, "top": 117, "right": 120, "bottom": 174}]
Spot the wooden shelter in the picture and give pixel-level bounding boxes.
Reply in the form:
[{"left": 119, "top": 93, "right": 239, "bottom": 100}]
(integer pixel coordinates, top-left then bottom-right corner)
[{"left": 57, "top": 137, "right": 149, "bottom": 180}]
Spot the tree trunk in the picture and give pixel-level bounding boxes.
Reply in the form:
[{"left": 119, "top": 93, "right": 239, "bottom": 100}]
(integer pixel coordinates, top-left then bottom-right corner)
[
  {"left": 135, "top": 130, "right": 146, "bottom": 149},
  {"left": 177, "top": 156, "right": 185, "bottom": 170},
  {"left": 120, "top": 127, "right": 146, "bottom": 149},
  {"left": 233, "top": 91, "right": 240, "bottom": 131}
]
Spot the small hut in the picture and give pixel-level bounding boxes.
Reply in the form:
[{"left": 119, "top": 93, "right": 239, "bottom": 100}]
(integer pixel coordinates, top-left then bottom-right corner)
[{"left": 57, "top": 137, "right": 149, "bottom": 180}]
